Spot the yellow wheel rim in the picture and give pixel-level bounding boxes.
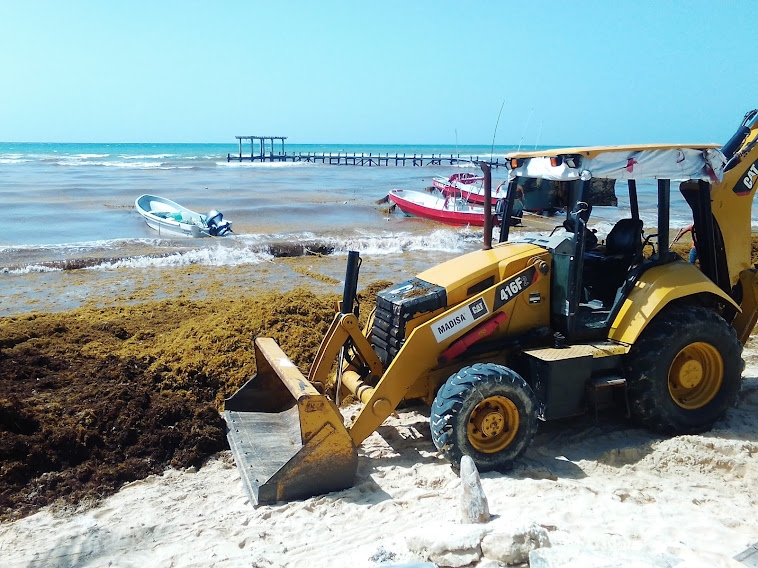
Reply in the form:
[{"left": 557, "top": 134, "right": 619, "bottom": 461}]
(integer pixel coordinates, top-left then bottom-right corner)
[
  {"left": 668, "top": 342, "right": 723, "bottom": 410},
  {"left": 467, "top": 396, "right": 519, "bottom": 453}
]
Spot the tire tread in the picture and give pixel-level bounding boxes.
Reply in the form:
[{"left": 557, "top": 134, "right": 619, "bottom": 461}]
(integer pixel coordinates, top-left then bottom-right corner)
[
  {"left": 431, "top": 363, "right": 537, "bottom": 471},
  {"left": 625, "top": 304, "right": 743, "bottom": 433}
]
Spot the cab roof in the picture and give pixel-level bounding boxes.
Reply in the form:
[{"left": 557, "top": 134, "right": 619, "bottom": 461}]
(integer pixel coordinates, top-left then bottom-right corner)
[
  {"left": 506, "top": 143, "right": 722, "bottom": 160},
  {"left": 505, "top": 144, "right": 726, "bottom": 182}
]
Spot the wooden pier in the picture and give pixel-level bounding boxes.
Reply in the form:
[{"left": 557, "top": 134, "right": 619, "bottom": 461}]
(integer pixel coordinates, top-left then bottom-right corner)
[{"left": 228, "top": 135, "right": 503, "bottom": 168}]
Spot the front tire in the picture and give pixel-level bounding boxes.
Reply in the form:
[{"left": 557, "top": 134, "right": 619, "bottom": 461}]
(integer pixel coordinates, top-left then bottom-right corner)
[
  {"left": 624, "top": 304, "right": 743, "bottom": 433},
  {"left": 430, "top": 363, "right": 538, "bottom": 472}
]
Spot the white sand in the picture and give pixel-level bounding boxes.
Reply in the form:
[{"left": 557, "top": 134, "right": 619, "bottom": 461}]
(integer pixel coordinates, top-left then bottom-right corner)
[{"left": 3, "top": 357, "right": 758, "bottom": 567}]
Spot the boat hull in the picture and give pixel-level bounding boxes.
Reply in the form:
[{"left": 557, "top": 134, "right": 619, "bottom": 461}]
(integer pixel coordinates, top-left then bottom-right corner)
[{"left": 388, "top": 189, "right": 498, "bottom": 227}]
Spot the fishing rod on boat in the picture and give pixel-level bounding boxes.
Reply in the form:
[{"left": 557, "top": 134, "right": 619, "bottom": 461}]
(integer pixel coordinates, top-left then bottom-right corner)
[
  {"left": 517, "top": 107, "right": 534, "bottom": 152},
  {"left": 491, "top": 98, "right": 506, "bottom": 154},
  {"left": 481, "top": 98, "right": 507, "bottom": 250},
  {"left": 535, "top": 121, "right": 544, "bottom": 150}
]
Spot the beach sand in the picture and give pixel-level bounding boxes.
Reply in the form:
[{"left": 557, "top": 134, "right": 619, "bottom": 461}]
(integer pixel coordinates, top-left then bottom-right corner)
[
  {"left": 1, "top": 247, "right": 757, "bottom": 567},
  {"left": 2, "top": 388, "right": 757, "bottom": 567}
]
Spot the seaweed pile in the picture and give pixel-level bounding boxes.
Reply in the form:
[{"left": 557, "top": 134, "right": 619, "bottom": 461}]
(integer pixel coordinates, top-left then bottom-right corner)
[{"left": 0, "top": 286, "right": 397, "bottom": 521}]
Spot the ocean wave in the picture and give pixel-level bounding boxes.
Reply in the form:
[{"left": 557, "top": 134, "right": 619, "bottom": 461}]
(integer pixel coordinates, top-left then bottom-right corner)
[
  {"left": 323, "top": 229, "right": 471, "bottom": 255},
  {"left": 89, "top": 246, "right": 273, "bottom": 270},
  {"left": 121, "top": 154, "right": 175, "bottom": 160},
  {"left": 3, "top": 264, "right": 63, "bottom": 274},
  {"left": 49, "top": 158, "right": 194, "bottom": 169},
  {"left": 0, "top": 238, "right": 174, "bottom": 254},
  {"left": 2, "top": 245, "right": 274, "bottom": 273},
  {"left": 218, "top": 160, "right": 311, "bottom": 168},
  {"left": 232, "top": 228, "right": 479, "bottom": 255},
  {"left": 1, "top": 229, "right": 483, "bottom": 272},
  {"left": 0, "top": 157, "right": 32, "bottom": 164}
]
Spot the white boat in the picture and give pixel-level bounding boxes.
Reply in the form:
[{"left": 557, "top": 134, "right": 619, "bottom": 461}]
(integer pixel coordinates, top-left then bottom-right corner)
[{"left": 135, "top": 194, "right": 233, "bottom": 238}]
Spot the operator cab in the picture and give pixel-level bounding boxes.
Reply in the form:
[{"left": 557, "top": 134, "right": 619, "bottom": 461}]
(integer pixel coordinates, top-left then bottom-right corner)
[{"left": 498, "top": 144, "right": 729, "bottom": 343}]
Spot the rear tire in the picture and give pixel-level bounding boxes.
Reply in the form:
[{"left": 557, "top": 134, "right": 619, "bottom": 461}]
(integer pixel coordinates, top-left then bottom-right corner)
[
  {"left": 624, "top": 304, "right": 742, "bottom": 433},
  {"left": 430, "top": 363, "right": 538, "bottom": 472}
]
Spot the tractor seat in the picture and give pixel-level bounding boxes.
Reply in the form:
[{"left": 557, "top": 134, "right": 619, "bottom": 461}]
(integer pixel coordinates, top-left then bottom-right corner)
[
  {"left": 582, "top": 218, "right": 644, "bottom": 307},
  {"left": 605, "top": 218, "right": 644, "bottom": 260}
]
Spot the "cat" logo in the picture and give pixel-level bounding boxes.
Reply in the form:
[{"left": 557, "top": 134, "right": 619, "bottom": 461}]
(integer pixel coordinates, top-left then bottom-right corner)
[
  {"left": 743, "top": 163, "right": 758, "bottom": 190},
  {"left": 735, "top": 160, "right": 758, "bottom": 195}
]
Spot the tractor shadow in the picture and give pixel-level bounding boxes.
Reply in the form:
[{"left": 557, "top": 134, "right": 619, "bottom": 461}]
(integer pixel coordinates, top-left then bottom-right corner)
[{"left": 353, "top": 373, "right": 758, "bottom": 488}]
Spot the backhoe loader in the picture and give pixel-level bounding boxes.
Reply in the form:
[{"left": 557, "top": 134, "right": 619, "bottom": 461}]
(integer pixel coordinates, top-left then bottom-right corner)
[{"left": 224, "top": 109, "right": 758, "bottom": 505}]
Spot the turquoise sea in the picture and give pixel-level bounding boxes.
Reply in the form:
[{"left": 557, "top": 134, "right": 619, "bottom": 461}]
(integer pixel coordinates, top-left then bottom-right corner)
[{"left": 0, "top": 141, "right": 729, "bottom": 286}]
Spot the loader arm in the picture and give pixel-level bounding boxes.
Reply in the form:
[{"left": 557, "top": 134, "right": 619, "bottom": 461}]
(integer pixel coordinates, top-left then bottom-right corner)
[
  {"left": 710, "top": 112, "right": 758, "bottom": 290},
  {"left": 308, "top": 311, "right": 384, "bottom": 387}
]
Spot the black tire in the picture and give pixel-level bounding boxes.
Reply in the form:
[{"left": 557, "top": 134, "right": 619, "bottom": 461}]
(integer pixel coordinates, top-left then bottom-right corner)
[
  {"left": 624, "top": 304, "right": 743, "bottom": 433},
  {"left": 430, "top": 363, "right": 538, "bottom": 472}
]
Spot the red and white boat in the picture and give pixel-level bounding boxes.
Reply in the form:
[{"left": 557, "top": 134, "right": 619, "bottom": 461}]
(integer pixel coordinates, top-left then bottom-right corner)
[
  {"left": 389, "top": 189, "right": 492, "bottom": 226},
  {"left": 432, "top": 172, "right": 509, "bottom": 205},
  {"left": 389, "top": 188, "right": 522, "bottom": 227}
]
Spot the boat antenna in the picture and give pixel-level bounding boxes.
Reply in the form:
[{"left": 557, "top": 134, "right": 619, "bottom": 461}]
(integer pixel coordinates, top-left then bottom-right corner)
[
  {"left": 490, "top": 98, "right": 506, "bottom": 163},
  {"left": 534, "top": 121, "right": 543, "bottom": 150},
  {"left": 455, "top": 128, "right": 459, "bottom": 158},
  {"left": 517, "top": 107, "right": 534, "bottom": 152}
]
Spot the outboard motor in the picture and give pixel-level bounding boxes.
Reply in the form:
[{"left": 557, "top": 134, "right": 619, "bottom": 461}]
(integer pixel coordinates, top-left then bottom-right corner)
[{"left": 206, "top": 209, "right": 233, "bottom": 236}]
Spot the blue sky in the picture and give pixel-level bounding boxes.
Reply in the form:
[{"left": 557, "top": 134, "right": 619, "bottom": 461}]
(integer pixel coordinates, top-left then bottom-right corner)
[{"left": 1, "top": 1, "right": 756, "bottom": 146}]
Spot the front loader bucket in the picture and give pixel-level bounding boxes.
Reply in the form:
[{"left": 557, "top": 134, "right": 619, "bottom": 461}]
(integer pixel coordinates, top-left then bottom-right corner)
[{"left": 223, "top": 337, "right": 358, "bottom": 505}]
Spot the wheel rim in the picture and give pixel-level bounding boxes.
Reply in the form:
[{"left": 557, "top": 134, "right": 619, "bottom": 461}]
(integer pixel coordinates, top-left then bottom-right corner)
[
  {"left": 668, "top": 342, "right": 724, "bottom": 409},
  {"left": 467, "top": 396, "right": 519, "bottom": 453}
]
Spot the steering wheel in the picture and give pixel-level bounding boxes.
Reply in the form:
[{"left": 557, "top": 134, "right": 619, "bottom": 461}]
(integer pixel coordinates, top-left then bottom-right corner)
[{"left": 642, "top": 232, "right": 657, "bottom": 258}]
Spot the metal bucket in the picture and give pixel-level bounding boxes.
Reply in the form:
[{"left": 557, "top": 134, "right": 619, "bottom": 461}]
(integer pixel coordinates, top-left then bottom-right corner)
[{"left": 223, "top": 338, "right": 358, "bottom": 505}]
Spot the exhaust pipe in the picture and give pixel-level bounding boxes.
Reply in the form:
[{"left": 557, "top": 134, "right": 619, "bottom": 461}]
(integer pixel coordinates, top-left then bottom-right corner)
[
  {"left": 481, "top": 162, "right": 493, "bottom": 250},
  {"left": 341, "top": 250, "right": 361, "bottom": 315}
]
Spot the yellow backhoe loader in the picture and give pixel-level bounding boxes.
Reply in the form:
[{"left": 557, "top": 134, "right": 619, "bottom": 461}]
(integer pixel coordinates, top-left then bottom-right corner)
[{"left": 224, "top": 109, "right": 758, "bottom": 505}]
